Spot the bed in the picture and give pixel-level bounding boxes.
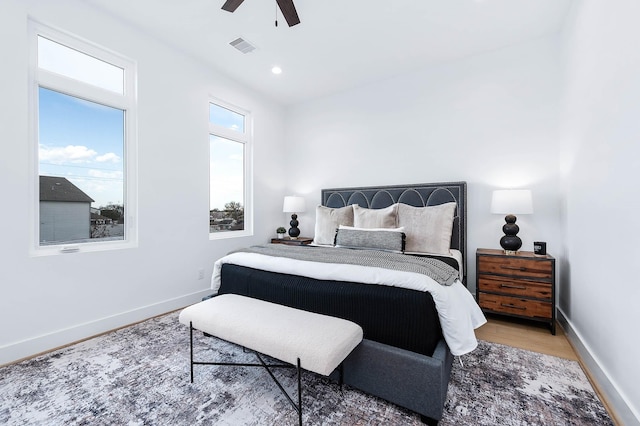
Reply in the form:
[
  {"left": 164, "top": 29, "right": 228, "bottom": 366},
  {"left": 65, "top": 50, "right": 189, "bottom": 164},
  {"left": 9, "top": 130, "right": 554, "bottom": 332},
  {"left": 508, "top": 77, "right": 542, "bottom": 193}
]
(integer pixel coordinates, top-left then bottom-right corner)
[{"left": 208, "top": 182, "right": 485, "bottom": 424}]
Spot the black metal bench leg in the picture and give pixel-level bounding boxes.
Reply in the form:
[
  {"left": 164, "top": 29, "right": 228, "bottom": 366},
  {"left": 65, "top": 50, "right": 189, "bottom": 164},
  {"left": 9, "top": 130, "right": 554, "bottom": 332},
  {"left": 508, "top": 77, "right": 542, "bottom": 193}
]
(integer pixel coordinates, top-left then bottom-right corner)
[
  {"left": 187, "top": 327, "right": 304, "bottom": 425},
  {"left": 297, "top": 358, "right": 302, "bottom": 426},
  {"left": 189, "top": 321, "right": 194, "bottom": 383}
]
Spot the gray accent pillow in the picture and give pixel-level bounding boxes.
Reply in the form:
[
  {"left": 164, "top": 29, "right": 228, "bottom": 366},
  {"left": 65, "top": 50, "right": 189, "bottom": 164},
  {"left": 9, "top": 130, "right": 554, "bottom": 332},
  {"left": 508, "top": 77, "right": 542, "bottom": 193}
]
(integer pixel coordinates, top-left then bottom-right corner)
[
  {"left": 397, "top": 202, "right": 457, "bottom": 255},
  {"left": 335, "top": 226, "right": 406, "bottom": 253},
  {"left": 313, "top": 205, "right": 354, "bottom": 246},
  {"left": 352, "top": 204, "right": 398, "bottom": 229}
]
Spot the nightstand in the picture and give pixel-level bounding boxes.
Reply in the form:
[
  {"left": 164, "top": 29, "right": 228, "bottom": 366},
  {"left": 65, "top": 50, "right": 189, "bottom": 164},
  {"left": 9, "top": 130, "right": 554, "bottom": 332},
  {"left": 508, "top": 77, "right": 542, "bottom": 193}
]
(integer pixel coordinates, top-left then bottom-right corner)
[
  {"left": 270, "top": 237, "right": 313, "bottom": 246},
  {"left": 476, "top": 248, "right": 556, "bottom": 334}
]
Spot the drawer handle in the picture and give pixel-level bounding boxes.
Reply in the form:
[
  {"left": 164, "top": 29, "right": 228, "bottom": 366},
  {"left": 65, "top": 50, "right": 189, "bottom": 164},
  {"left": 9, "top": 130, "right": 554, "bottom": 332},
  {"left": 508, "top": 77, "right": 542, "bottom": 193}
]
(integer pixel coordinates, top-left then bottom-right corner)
[
  {"left": 501, "top": 265, "right": 528, "bottom": 272},
  {"left": 500, "top": 284, "right": 527, "bottom": 290},
  {"left": 501, "top": 303, "right": 526, "bottom": 310}
]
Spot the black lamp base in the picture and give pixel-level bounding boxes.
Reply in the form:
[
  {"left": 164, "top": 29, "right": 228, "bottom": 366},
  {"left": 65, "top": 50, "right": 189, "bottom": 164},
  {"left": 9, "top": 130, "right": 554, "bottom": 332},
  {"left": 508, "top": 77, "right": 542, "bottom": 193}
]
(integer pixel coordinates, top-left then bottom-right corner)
[
  {"left": 288, "top": 213, "right": 300, "bottom": 239},
  {"left": 500, "top": 214, "right": 522, "bottom": 254}
]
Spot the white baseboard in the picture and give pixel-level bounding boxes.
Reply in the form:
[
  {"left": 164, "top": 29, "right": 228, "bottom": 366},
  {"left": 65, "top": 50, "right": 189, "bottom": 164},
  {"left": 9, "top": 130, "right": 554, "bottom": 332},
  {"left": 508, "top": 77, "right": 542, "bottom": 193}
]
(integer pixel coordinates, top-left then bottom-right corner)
[
  {"left": 0, "top": 289, "right": 213, "bottom": 366},
  {"left": 557, "top": 308, "right": 640, "bottom": 426}
]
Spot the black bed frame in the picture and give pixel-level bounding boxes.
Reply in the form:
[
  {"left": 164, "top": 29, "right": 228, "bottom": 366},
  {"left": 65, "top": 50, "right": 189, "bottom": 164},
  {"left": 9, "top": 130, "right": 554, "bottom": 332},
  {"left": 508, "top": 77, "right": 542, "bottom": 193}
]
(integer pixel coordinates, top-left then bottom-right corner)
[{"left": 320, "top": 181, "right": 467, "bottom": 424}]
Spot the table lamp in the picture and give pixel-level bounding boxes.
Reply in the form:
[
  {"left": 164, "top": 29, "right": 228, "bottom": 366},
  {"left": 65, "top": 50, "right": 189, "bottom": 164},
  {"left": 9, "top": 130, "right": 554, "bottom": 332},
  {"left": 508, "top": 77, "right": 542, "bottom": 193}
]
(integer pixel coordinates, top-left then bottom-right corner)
[
  {"left": 491, "top": 189, "right": 533, "bottom": 254},
  {"left": 283, "top": 196, "right": 306, "bottom": 239}
]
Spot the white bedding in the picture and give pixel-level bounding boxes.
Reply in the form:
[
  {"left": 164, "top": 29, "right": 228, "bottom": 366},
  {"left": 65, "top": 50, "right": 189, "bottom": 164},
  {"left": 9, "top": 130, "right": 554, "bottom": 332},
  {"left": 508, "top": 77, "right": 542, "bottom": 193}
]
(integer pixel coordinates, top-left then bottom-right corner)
[{"left": 211, "top": 251, "right": 486, "bottom": 356}]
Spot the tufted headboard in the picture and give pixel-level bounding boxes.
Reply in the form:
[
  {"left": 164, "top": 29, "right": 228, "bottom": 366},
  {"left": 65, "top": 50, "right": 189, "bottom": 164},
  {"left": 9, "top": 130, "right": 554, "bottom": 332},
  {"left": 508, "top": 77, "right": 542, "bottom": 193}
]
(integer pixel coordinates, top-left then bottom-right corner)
[{"left": 321, "top": 181, "right": 467, "bottom": 282}]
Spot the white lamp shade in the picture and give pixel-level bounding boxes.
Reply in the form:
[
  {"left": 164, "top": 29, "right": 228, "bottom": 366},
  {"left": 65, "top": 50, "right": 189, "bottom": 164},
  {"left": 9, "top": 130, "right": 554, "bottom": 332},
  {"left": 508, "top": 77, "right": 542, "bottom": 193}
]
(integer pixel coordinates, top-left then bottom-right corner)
[
  {"left": 283, "top": 196, "right": 306, "bottom": 213},
  {"left": 491, "top": 189, "right": 533, "bottom": 214}
]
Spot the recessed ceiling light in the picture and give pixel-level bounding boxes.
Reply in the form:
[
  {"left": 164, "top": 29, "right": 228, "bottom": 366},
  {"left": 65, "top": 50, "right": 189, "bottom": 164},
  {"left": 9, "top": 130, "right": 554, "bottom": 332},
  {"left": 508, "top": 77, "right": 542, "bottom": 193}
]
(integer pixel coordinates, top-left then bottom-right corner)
[{"left": 271, "top": 66, "right": 282, "bottom": 75}]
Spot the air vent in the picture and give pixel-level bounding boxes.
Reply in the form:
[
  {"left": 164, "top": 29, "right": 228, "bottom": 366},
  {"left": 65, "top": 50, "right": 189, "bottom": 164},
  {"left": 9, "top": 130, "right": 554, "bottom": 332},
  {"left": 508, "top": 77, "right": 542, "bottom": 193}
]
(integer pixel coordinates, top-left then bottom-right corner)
[{"left": 229, "top": 37, "right": 256, "bottom": 54}]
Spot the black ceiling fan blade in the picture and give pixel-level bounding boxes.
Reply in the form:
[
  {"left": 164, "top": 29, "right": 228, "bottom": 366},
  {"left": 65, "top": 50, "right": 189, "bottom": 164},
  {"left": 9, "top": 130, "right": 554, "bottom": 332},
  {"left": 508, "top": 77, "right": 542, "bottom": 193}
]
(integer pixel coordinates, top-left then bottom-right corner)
[
  {"left": 275, "top": 0, "right": 301, "bottom": 26},
  {"left": 222, "top": 0, "right": 245, "bottom": 13}
]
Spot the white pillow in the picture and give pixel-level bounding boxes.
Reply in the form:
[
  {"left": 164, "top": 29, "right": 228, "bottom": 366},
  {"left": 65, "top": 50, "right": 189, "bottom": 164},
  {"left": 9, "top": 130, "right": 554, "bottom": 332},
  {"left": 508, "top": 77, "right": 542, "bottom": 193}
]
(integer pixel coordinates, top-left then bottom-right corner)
[
  {"left": 352, "top": 204, "right": 398, "bottom": 229},
  {"left": 397, "top": 202, "right": 456, "bottom": 255},
  {"left": 313, "top": 205, "right": 354, "bottom": 246}
]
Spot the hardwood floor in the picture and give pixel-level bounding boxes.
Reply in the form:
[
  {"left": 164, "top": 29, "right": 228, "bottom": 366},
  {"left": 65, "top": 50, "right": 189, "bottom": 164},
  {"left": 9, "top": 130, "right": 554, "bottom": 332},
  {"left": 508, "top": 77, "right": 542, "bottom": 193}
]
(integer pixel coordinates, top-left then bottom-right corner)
[
  {"left": 475, "top": 314, "right": 620, "bottom": 425},
  {"left": 475, "top": 314, "right": 577, "bottom": 360}
]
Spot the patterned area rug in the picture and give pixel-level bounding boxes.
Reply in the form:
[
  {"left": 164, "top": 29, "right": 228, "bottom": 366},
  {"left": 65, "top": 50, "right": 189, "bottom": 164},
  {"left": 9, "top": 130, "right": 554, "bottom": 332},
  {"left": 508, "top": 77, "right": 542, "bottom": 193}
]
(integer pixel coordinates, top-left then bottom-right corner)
[{"left": 0, "top": 312, "right": 612, "bottom": 425}]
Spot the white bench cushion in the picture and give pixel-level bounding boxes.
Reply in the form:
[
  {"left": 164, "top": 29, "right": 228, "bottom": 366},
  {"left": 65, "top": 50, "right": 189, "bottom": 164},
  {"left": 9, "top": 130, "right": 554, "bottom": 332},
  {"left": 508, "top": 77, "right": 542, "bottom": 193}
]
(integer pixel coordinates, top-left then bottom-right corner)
[{"left": 179, "top": 294, "right": 363, "bottom": 376}]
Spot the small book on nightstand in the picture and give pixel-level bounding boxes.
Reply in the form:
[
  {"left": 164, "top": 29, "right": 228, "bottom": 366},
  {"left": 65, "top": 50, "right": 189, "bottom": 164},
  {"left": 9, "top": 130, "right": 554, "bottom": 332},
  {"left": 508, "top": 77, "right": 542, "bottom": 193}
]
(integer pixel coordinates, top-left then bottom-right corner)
[{"left": 270, "top": 237, "right": 313, "bottom": 246}]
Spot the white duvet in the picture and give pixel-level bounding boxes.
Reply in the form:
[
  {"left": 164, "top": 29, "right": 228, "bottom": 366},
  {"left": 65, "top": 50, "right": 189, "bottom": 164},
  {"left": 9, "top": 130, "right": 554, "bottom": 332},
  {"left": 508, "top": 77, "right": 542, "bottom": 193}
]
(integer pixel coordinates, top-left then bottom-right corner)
[{"left": 212, "top": 252, "right": 486, "bottom": 356}]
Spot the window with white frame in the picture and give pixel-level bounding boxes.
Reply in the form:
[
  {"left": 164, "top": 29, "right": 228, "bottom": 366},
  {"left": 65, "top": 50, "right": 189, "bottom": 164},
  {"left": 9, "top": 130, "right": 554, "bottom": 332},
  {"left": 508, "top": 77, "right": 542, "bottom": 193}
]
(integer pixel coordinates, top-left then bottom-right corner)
[
  {"left": 209, "top": 100, "right": 252, "bottom": 237},
  {"left": 29, "top": 21, "right": 137, "bottom": 253}
]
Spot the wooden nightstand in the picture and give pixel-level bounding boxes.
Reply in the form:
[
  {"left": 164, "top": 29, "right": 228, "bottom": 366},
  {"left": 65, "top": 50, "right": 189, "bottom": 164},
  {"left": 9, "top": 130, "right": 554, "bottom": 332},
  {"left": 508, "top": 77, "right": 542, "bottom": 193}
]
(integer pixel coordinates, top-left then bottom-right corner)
[
  {"left": 476, "top": 248, "right": 556, "bottom": 334},
  {"left": 270, "top": 237, "right": 313, "bottom": 246}
]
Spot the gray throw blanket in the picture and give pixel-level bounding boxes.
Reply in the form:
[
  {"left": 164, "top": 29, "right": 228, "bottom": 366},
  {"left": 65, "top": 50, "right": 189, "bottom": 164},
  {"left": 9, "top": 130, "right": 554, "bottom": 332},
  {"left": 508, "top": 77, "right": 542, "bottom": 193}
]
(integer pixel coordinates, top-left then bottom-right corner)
[{"left": 233, "top": 244, "right": 459, "bottom": 286}]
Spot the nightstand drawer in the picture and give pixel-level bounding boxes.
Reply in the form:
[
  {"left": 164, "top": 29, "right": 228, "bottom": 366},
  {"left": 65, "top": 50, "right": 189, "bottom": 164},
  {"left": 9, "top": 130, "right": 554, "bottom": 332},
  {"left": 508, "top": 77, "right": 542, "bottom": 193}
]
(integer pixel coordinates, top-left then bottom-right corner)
[
  {"left": 478, "top": 276, "right": 552, "bottom": 299},
  {"left": 478, "top": 256, "right": 552, "bottom": 280},
  {"left": 478, "top": 293, "right": 552, "bottom": 319}
]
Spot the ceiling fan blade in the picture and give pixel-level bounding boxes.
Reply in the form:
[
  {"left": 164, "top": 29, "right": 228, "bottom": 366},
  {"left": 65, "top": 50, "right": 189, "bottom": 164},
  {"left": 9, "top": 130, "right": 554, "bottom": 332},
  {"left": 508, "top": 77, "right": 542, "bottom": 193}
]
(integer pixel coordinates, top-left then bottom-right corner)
[
  {"left": 275, "top": 0, "right": 301, "bottom": 26},
  {"left": 222, "top": 0, "right": 244, "bottom": 13}
]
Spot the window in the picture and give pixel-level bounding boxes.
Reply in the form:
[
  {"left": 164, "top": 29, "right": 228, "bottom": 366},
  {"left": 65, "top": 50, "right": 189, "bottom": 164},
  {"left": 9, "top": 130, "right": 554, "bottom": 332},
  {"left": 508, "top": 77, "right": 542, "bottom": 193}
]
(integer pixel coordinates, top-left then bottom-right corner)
[
  {"left": 29, "top": 21, "right": 137, "bottom": 254},
  {"left": 209, "top": 101, "right": 252, "bottom": 238}
]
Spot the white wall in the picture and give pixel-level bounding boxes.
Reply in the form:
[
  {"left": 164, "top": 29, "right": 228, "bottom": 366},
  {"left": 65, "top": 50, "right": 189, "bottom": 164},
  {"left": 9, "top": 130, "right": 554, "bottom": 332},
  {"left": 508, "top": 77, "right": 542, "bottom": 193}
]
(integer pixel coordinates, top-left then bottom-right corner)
[
  {"left": 285, "top": 36, "right": 564, "bottom": 290},
  {"left": 283, "top": 5, "right": 639, "bottom": 422},
  {"left": 560, "top": 1, "right": 640, "bottom": 423},
  {"left": 0, "top": 0, "right": 286, "bottom": 365}
]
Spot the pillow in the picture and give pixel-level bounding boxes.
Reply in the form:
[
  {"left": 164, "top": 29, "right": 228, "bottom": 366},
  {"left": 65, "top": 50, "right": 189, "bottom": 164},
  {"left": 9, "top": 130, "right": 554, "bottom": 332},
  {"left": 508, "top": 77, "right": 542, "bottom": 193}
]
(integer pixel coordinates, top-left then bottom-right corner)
[
  {"left": 313, "top": 205, "right": 354, "bottom": 246},
  {"left": 397, "top": 202, "right": 457, "bottom": 255},
  {"left": 335, "top": 226, "right": 405, "bottom": 253},
  {"left": 352, "top": 204, "right": 398, "bottom": 229}
]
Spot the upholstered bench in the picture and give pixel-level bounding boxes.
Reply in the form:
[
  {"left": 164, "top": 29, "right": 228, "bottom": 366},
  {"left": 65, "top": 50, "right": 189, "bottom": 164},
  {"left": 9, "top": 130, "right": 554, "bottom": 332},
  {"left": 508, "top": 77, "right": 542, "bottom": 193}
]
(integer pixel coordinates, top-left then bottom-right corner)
[{"left": 178, "top": 294, "right": 363, "bottom": 425}]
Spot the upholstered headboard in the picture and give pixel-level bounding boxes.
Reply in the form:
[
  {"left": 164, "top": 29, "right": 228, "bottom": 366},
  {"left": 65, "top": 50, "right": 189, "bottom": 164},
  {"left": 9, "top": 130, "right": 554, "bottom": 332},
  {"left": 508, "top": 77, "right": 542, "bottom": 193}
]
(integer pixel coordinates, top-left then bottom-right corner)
[{"left": 321, "top": 181, "right": 467, "bottom": 282}]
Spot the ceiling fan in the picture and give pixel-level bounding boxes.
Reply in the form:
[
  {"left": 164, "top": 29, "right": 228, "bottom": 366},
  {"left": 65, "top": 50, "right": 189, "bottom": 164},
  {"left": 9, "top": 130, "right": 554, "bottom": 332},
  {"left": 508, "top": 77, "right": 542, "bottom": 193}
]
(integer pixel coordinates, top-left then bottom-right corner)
[{"left": 221, "top": 0, "right": 301, "bottom": 27}]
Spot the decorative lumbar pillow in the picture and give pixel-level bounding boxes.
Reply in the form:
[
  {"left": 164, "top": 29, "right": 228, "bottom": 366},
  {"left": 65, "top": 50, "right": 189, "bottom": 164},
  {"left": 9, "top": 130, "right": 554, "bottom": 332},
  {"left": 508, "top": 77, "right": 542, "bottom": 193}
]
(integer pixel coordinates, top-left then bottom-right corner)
[
  {"left": 352, "top": 204, "right": 398, "bottom": 229},
  {"left": 313, "top": 205, "right": 355, "bottom": 246},
  {"left": 335, "top": 226, "right": 406, "bottom": 253},
  {"left": 397, "top": 202, "right": 457, "bottom": 255}
]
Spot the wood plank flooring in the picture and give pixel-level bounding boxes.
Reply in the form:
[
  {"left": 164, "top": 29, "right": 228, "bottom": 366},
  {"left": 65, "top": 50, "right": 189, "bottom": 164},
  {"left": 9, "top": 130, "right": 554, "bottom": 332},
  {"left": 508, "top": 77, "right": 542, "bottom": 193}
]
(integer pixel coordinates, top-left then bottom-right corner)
[{"left": 475, "top": 314, "right": 577, "bottom": 360}]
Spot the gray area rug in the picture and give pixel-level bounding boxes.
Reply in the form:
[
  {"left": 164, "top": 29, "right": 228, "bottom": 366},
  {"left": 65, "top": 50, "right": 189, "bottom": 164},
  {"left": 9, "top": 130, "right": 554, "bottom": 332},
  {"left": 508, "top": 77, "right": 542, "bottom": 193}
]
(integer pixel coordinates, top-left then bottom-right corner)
[{"left": 0, "top": 312, "right": 612, "bottom": 425}]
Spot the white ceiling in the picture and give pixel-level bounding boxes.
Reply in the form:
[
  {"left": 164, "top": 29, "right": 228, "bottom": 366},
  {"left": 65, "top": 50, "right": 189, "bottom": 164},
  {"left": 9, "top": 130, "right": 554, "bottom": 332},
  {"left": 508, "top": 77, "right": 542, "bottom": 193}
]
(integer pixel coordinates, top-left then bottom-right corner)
[{"left": 86, "top": 0, "right": 572, "bottom": 106}]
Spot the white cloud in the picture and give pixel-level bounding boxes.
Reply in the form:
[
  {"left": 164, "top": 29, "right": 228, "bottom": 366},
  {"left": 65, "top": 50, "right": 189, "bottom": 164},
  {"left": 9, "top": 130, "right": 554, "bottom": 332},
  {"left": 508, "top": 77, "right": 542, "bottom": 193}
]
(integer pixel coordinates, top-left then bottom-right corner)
[
  {"left": 88, "top": 169, "right": 123, "bottom": 179},
  {"left": 70, "top": 176, "right": 123, "bottom": 208},
  {"left": 39, "top": 145, "right": 96, "bottom": 163},
  {"left": 96, "top": 152, "right": 121, "bottom": 163}
]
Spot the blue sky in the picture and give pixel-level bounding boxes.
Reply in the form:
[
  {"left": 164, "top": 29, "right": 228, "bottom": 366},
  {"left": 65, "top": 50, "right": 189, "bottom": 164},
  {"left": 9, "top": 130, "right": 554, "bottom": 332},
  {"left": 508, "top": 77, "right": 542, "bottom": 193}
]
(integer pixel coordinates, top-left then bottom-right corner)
[
  {"left": 209, "top": 103, "right": 245, "bottom": 211},
  {"left": 39, "top": 87, "right": 124, "bottom": 208},
  {"left": 209, "top": 135, "right": 244, "bottom": 210}
]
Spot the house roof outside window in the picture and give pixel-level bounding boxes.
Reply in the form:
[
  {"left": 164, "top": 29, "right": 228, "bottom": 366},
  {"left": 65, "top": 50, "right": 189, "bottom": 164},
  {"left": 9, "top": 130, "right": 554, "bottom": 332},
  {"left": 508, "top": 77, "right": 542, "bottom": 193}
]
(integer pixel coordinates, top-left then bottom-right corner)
[{"left": 39, "top": 175, "right": 94, "bottom": 203}]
